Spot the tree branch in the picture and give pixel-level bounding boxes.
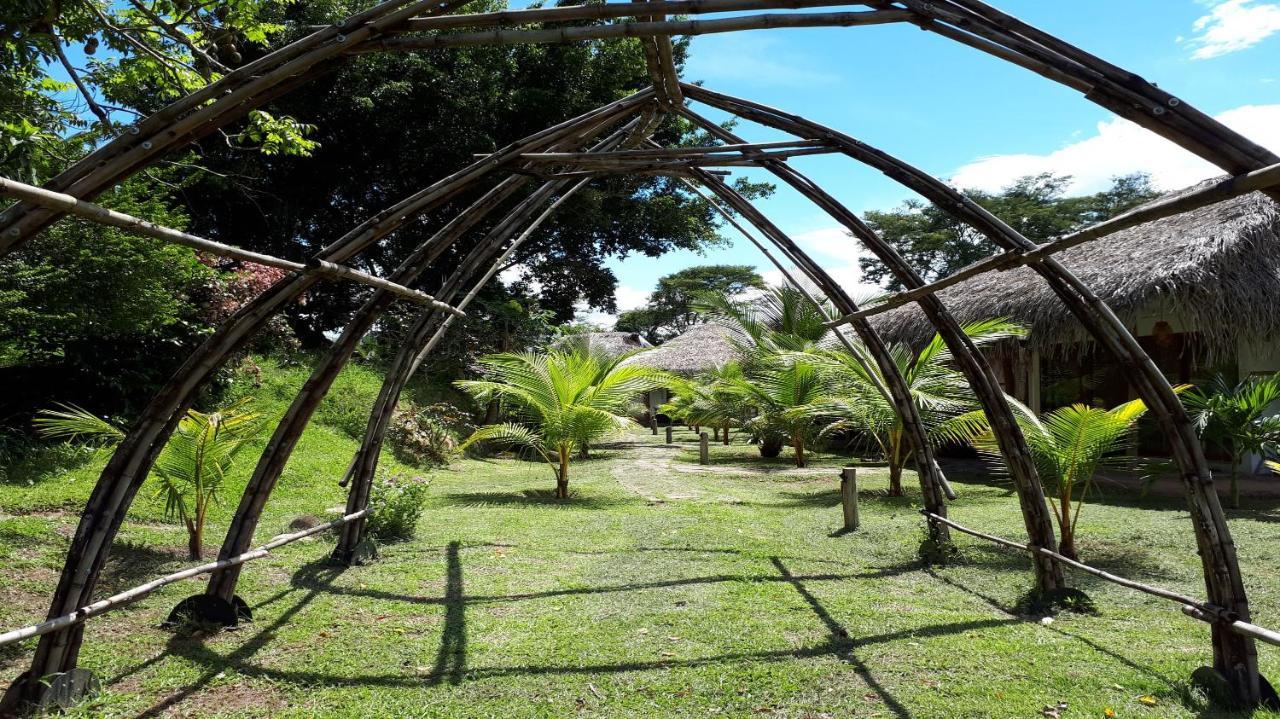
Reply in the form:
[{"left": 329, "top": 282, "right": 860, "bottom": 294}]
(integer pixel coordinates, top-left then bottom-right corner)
[{"left": 53, "top": 39, "right": 111, "bottom": 126}]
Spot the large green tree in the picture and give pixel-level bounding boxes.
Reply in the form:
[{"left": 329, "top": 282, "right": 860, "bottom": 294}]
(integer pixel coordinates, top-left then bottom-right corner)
[
  {"left": 859, "top": 173, "right": 1157, "bottom": 290},
  {"left": 615, "top": 265, "right": 766, "bottom": 344}
]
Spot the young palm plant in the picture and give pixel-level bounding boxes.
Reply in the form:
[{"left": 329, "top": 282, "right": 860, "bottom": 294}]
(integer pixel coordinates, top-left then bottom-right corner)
[
  {"left": 1185, "top": 373, "right": 1280, "bottom": 509},
  {"left": 802, "top": 319, "right": 1025, "bottom": 496},
  {"left": 456, "top": 345, "right": 671, "bottom": 498},
  {"left": 661, "top": 363, "right": 751, "bottom": 447},
  {"left": 36, "top": 399, "right": 264, "bottom": 560},
  {"left": 976, "top": 398, "right": 1154, "bottom": 560},
  {"left": 722, "top": 354, "right": 830, "bottom": 467}
]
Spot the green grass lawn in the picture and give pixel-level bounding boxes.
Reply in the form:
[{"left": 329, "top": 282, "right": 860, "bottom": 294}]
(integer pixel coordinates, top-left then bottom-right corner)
[{"left": 3, "top": 369, "right": 1280, "bottom": 718}]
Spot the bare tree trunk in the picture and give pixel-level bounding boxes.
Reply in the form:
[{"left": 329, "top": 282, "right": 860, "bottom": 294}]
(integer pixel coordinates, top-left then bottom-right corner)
[
  {"left": 556, "top": 446, "right": 570, "bottom": 499},
  {"left": 887, "top": 433, "right": 905, "bottom": 497},
  {"left": 722, "top": 421, "right": 731, "bottom": 445},
  {"left": 1230, "top": 456, "right": 1241, "bottom": 510},
  {"left": 793, "top": 433, "right": 806, "bottom": 468},
  {"left": 185, "top": 519, "right": 202, "bottom": 562}
]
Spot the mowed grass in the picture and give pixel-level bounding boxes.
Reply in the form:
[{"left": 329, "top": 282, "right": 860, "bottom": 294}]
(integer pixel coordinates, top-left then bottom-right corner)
[{"left": 3, "top": 380, "right": 1280, "bottom": 717}]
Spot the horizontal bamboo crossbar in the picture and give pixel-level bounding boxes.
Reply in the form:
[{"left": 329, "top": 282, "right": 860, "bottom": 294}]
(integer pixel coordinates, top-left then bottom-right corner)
[
  {"left": 0, "top": 510, "right": 369, "bottom": 649},
  {"left": 518, "top": 147, "right": 833, "bottom": 169},
  {"left": 0, "top": 177, "right": 464, "bottom": 316},
  {"left": 516, "top": 139, "right": 829, "bottom": 160},
  {"left": 825, "top": 160, "right": 1280, "bottom": 328},
  {"left": 394, "top": 0, "right": 867, "bottom": 32},
  {"left": 921, "top": 511, "right": 1280, "bottom": 648},
  {"left": 356, "top": 10, "right": 913, "bottom": 51}
]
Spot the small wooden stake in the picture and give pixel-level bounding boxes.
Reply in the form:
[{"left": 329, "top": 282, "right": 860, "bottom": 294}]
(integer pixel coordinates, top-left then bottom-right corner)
[
  {"left": 665, "top": 426, "right": 673, "bottom": 444},
  {"left": 651, "top": 416, "right": 659, "bottom": 435},
  {"left": 699, "top": 432, "right": 709, "bottom": 465},
  {"left": 841, "top": 467, "right": 860, "bottom": 531}
]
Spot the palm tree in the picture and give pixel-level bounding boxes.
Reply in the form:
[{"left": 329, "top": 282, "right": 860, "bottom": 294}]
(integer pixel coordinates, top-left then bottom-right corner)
[
  {"left": 802, "top": 319, "right": 1025, "bottom": 496},
  {"left": 456, "top": 345, "right": 671, "bottom": 498},
  {"left": 982, "top": 398, "right": 1153, "bottom": 560},
  {"left": 661, "top": 363, "right": 751, "bottom": 447},
  {"left": 696, "top": 284, "right": 831, "bottom": 357},
  {"left": 1185, "top": 373, "right": 1280, "bottom": 509},
  {"left": 721, "top": 354, "right": 830, "bottom": 467},
  {"left": 36, "top": 399, "right": 264, "bottom": 559}
]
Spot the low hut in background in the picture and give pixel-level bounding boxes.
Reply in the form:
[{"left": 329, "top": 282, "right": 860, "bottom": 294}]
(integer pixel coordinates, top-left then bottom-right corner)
[
  {"left": 626, "top": 323, "right": 740, "bottom": 424},
  {"left": 871, "top": 179, "right": 1280, "bottom": 456},
  {"left": 565, "top": 331, "right": 653, "bottom": 357}
]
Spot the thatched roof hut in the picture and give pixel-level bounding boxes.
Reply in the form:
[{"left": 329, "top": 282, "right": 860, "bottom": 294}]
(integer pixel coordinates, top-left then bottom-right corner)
[
  {"left": 870, "top": 179, "right": 1280, "bottom": 355},
  {"left": 562, "top": 331, "right": 652, "bottom": 357},
  {"left": 625, "top": 323, "right": 739, "bottom": 375}
]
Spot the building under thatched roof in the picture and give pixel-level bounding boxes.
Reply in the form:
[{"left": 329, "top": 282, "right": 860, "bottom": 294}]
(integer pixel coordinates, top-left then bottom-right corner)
[
  {"left": 867, "top": 179, "right": 1280, "bottom": 446},
  {"left": 871, "top": 179, "right": 1280, "bottom": 360},
  {"left": 625, "top": 323, "right": 740, "bottom": 376}
]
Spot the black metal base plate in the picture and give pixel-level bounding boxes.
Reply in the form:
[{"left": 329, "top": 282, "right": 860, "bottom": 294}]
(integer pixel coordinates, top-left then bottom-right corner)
[
  {"left": 330, "top": 538, "right": 378, "bottom": 567},
  {"left": 164, "top": 593, "right": 251, "bottom": 629},
  {"left": 1191, "top": 665, "right": 1280, "bottom": 710},
  {"left": 36, "top": 668, "right": 100, "bottom": 711}
]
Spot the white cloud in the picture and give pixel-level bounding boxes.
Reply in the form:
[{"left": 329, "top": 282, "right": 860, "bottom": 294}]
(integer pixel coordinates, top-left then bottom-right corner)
[
  {"left": 949, "top": 104, "right": 1280, "bottom": 195},
  {"left": 757, "top": 226, "right": 884, "bottom": 299},
  {"left": 1186, "top": 0, "right": 1280, "bottom": 59}
]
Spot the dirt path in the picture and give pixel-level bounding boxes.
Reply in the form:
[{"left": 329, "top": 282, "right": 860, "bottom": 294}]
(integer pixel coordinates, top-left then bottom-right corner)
[{"left": 605, "top": 439, "right": 835, "bottom": 503}]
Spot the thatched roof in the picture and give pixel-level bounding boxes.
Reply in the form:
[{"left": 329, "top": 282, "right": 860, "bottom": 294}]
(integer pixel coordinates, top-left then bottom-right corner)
[
  {"left": 870, "top": 178, "right": 1280, "bottom": 353},
  {"left": 564, "top": 331, "right": 653, "bottom": 357},
  {"left": 625, "top": 323, "right": 739, "bottom": 375}
]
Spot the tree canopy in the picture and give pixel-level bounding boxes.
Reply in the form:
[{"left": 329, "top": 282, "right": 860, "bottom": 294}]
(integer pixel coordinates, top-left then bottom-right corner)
[
  {"left": 614, "top": 264, "right": 766, "bottom": 344},
  {"left": 859, "top": 173, "right": 1158, "bottom": 291}
]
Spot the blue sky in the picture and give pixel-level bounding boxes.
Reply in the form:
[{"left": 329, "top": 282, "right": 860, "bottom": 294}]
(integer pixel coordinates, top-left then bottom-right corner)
[{"left": 570, "top": 0, "right": 1280, "bottom": 324}]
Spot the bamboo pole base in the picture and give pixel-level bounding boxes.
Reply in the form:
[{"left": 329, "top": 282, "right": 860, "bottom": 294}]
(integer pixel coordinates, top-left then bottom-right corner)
[
  {"left": 2, "top": 667, "right": 101, "bottom": 714},
  {"left": 164, "top": 593, "right": 252, "bottom": 629}
]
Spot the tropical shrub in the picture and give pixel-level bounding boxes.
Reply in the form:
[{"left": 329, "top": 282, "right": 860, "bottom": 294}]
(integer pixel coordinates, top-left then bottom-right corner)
[
  {"left": 1185, "top": 373, "right": 1280, "bottom": 508},
  {"left": 388, "top": 402, "right": 471, "bottom": 467},
  {"left": 365, "top": 472, "right": 432, "bottom": 542},
  {"left": 804, "top": 319, "right": 1024, "bottom": 495},
  {"left": 976, "top": 398, "right": 1157, "bottom": 560},
  {"left": 722, "top": 355, "right": 830, "bottom": 467},
  {"left": 35, "top": 398, "right": 265, "bottom": 560},
  {"left": 456, "top": 344, "right": 671, "bottom": 498}
]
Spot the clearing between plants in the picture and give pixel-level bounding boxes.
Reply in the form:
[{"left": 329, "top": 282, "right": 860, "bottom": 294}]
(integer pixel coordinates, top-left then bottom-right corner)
[{"left": 3, "top": 412, "right": 1280, "bottom": 718}]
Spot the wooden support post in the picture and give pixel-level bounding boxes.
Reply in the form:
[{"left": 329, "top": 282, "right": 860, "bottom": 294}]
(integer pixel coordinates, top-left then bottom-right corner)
[
  {"left": 699, "top": 432, "right": 710, "bottom": 465},
  {"left": 651, "top": 416, "right": 659, "bottom": 435},
  {"left": 840, "top": 467, "right": 860, "bottom": 532},
  {"left": 665, "top": 426, "right": 673, "bottom": 444}
]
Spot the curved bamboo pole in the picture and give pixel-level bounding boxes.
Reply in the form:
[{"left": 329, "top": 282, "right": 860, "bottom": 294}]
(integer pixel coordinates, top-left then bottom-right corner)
[
  {"left": 333, "top": 174, "right": 595, "bottom": 560},
  {"left": 683, "top": 82, "right": 1261, "bottom": 704},
  {"left": 208, "top": 116, "right": 643, "bottom": 598},
  {"left": 1, "top": 90, "right": 653, "bottom": 707},
  {"left": 894, "top": 0, "right": 1280, "bottom": 204},
  {"left": 0, "top": 0, "right": 468, "bottom": 255},
  {"left": 680, "top": 102, "right": 1064, "bottom": 589},
  {"left": 676, "top": 170, "right": 956, "bottom": 534}
]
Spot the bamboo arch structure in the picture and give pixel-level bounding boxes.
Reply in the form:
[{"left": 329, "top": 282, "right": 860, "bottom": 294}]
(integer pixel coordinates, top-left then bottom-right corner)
[{"left": 3, "top": 0, "right": 1280, "bottom": 710}]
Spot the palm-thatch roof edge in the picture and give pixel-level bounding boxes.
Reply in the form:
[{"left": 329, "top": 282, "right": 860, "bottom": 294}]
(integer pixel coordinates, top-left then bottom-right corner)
[
  {"left": 624, "top": 323, "right": 739, "bottom": 375},
  {"left": 868, "top": 178, "right": 1280, "bottom": 355}
]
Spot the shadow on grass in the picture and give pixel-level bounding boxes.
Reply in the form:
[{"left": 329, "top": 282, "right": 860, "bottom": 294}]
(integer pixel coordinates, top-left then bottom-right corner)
[
  {"left": 109, "top": 543, "right": 1210, "bottom": 719},
  {"left": 954, "top": 541, "right": 1181, "bottom": 586},
  {"left": 436, "top": 489, "right": 634, "bottom": 509},
  {"left": 97, "top": 540, "right": 187, "bottom": 595},
  {"left": 923, "top": 567, "right": 1181, "bottom": 689}
]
